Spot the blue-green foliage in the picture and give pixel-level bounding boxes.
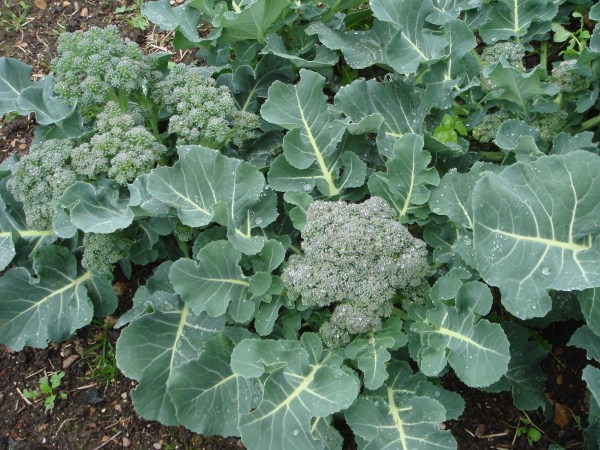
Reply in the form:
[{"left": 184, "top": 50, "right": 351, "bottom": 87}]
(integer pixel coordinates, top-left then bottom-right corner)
[{"left": 283, "top": 197, "right": 430, "bottom": 348}]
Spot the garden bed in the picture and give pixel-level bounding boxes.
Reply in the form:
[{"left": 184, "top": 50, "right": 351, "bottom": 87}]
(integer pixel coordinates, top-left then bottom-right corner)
[{"left": 1, "top": 1, "right": 598, "bottom": 449}]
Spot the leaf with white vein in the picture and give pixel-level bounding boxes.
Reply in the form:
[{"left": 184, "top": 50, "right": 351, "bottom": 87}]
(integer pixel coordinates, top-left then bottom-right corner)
[{"left": 473, "top": 151, "right": 600, "bottom": 319}]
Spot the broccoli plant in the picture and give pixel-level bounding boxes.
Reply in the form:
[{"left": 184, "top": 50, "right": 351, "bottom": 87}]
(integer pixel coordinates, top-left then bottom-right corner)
[
  {"left": 152, "top": 64, "right": 258, "bottom": 148},
  {"left": 283, "top": 197, "right": 430, "bottom": 348}
]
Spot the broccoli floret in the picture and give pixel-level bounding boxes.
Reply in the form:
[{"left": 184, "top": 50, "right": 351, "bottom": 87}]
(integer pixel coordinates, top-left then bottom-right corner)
[
  {"left": 472, "top": 110, "right": 515, "bottom": 144},
  {"left": 282, "top": 197, "right": 431, "bottom": 348},
  {"left": 152, "top": 64, "right": 258, "bottom": 148},
  {"left": 552, "top": 60, "right": 589, "bottom": 95},
  {"left": 70, "top": 102, "right": 167, "bottom": 185},
  {"left": 479, "top": 41, "right": 525, "bottom": 92},
  {"left": 173, "top": 223, "right": 196, "bottom": 242},
  {"left": 81, "top": 232, "right": 132, "bottom": 273},
  {"left": 51, "top": 26, "right": 160, "bottom": 116},
  {"left": 7, "top": 139, "right": 77, "bottom": 229},
  {"left": 530, "top": 110, "right": 570, "bottom": 142}
]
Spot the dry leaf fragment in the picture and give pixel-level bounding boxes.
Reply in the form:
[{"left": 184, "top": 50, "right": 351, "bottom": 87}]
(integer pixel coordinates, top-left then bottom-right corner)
[
  {"left": 34, "top": 0, "right": 47, "bottom": 9},
  {"left": 62, "top": 354, "right": 79, "bottom": 369},
  {"left": 553, "top": 403, "right": 572, "bottom": 427}
]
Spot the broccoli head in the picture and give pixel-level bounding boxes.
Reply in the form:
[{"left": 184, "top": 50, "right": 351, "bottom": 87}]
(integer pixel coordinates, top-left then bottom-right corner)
[
  {"left": 70, "top": 102, "right": 167, "bottom": 185},
  {"left": 530, "top": 110, "right": 570, "bottom": 143},
  {"left": 551, "top": 60, "right": 590, "bottom": 95},
  {"left": 81, "top": 232, "right": 132, "bottom": 274},
  {"left": 152, "top": 64, "right": 259, "bottom": 148},
  {"left": 51, "top": 26, "right": 159, "bottom": 116},
  {"left": 472, "top": 110, "right": 515, "bottom": 144},
  {"left": 479, "top": 41, "right": 525, "bottom": 92},
  {"left": 283, "top": 197, "right": 430, "bottom": 348},
  {"left": 7, "top": 139, "right": 77, "bottom": 229}
]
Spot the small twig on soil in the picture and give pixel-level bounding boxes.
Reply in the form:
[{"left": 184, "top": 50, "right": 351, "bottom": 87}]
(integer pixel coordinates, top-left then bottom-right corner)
[
  {"left": 464, "top": 428, "right": 476, "bottom": 438},
  {"left": 73, "top": 383, "right": 97, "bottom": 391},
  {"left": 26, "top": 368, "right": 45, "bottom": 379},
  {"left": 54, "top": 418, "right": 75, "bottom": 438},
  {"left": 104, "top": 416, "right": 132, "bottom": 430},
  {"left": 92, "top": 431, "right": 122, "bottom": 450},
  {"left": 15, "top": 387, "right": 32, "bottom": 406},
  {"left": 480, "top": 431, "right": 510, "bottom": 439}
]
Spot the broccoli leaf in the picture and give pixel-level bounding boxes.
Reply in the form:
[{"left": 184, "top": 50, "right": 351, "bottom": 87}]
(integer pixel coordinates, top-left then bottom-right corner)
[
  {"left": 167, "top": 328, "right": 258, "bottom": 436},
  {"left": 56, "top": 180, "right": 134, "bottom": 235},
  {"left": 335, "top": 78, "right": 427, "bottom": 158},
  {"left": 371, "top": 0, "right": 448, "bottom": 75},
  {"left": 148, "top": 146, "right": 268, "bottom": 253},
  {"left": 345, "top": 317, "right": 407, "bottom": 390},
  {"left": 368, "top": 133, "right": 439, "bottom": 221},
  {"left": 569, "top": 325, "right": 600, "bottom": 362},
  {"left": 345, "top": 362, "right": 458, "bottom": 450},
  {"left": 231, "top": 333, "right": 360, "bottom": 450},
  {"left": 262, "top": 69, "right": 366, "bottom": 196},
  {"left": 169, "top": 240, "right": 249, "bottom": 317},
  {"left": 142, "top": 0, "right": 202, "bottom": 43},
  {"left": 473, "top": 151, "right": 600, "bottom": 319},
  {"left": 219, "top": 0, "right": 291, "bottom": 44},
  {"left": 0, "top": 246, "right": 102, "bottom": 350},
  {"left": 116, "top": 300, "right": 226, "bottom": 425},
  {"left": 579, "top": 289, "right": 600, "bottom": 337},
  {"left": 17, "top": 76, "right": 77, "bottom": 126},
  {"left": 478, "top": 0, "right": 558, "bottom": 43},
  {"left": 0, "top": 57, "right": 33, "bottom": 116}
]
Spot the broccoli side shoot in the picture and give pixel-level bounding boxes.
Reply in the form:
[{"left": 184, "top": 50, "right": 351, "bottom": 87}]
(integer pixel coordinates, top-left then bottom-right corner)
[
  {"left": 51, "top": 26, "right": 159, "bottom": 116},
  {"left": 472, "top": 110, "right": 515, "bottom": 144},
  {"left": 7, "top": 139, "right": 77, "bottom": 229},
  {"left": 152, "top": 64, "right": 259, "bottom": 148},
  {"left": 70, "top": 102, "right": 167, "bottom": 185},
  {"left": 282, "top": 197, "right": 430, "bottom": 348},
  {"left": 81, "top": 232, "right": 132, "bottom": 273},
  {"left": 479, "top": 41, "right": 525, "bottom": 92},
  {"left": 552, "top": 60, "right": 590, "bottom": 96}
]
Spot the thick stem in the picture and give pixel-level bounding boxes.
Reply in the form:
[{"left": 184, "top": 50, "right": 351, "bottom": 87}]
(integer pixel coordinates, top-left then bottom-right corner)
[
  {"left": 580, "top": 114, "right": 600, "bottom": 132},
  {"left": 478, "top": 151, "right": 505, "bottom": 162},
  {"left": 176, "top": 237, "right": 190, "bottom": 259},
  {"left": 540, "top": 41, "right": 548, "bottom": 73}
]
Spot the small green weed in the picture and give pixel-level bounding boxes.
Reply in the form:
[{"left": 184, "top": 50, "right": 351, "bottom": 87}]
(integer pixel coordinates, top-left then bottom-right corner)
[
  {"left": 82, "top": 318, "right": 119, "bottom": 389},
  {"left": 114, "top": 0, "right": 149, "bottom": 31},
  {"left": 515, "top": 416, "right": 543, "bottom": 446},
  {"left": 0, "top": 0, "right": 33, "bottom": 32},
  {"left": 23, "top": 371, "right": 67, "bottom": 412}
]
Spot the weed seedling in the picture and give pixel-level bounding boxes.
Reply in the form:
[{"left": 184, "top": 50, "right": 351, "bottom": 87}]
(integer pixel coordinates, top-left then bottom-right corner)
[
  {"left": 114, "top": 0, "right": 149, "bottom": 30},
  {"left": 515, "top": 416, "right": 543, "bottom": 446},
  {"left": 23, "top": 371, "right": 67, "bottom": 412},
  {"left": 0, "top": 0, "right": 33, "bottom": 32}
]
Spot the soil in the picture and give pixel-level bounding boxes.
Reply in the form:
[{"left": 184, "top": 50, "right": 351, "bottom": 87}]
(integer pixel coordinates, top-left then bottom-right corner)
[{"left": 0, "top": 1, "right": 594, "bottom": 449}]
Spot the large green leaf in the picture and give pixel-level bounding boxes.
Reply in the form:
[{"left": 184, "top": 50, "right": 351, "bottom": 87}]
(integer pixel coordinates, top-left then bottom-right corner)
[
  {"left": 335, "top": 78, "right": 427, "bottom": 158},
  {"left": 473, "top": 152, "right": 600, "bottom": 319},
  {"left": 261, "top": 32, "right": 340, "bottom": 69},
  {"left": 142, "top": 0, "right": 202, "bottom": 43},
  {"left": 169, "top": 240, "right": 250, "bottom": 318},
  {"left": 409, "top": 274, "right": 510, "bottom": 388},
  {"left": 0, "top": 246, "right": 101, "bottom": 350},
  {"left": 17, "top": 76, "right": 77, "bottom": 126},
  {"left": 305, "top": 20, "right": 397, "bottom": 69},
  {"left": 0, "top": 57, "right": 33, "bottom": 116},
  {"left": 148, "top": 146, "right": 268, "bottom": 252},
  {"left": 479, "top": 0, "right": 558, "bottom": 43},
  {"left": 0, "top": 196, "right": 17, "bottom": 270},
  {"left": 483, "top": 323, "right": 547, "bottom": 410},
  {"left": 167, "top": 328, "right": 257, "bottom": 437},
  {"left": 345, "top": 317, "right": 407, "bottom": 390},
  {"left": 372, "top": 0, "right": 448, "bottom": 74},
  {"left": 231, "top": 333, "right": 360, "bottom": 450},
  {"left": 116, "top": 301, "right": 226, "bottom": 425},
  {"left": 56, "top": 180, "right": 134, "bottom": 235},
  {"left": 217, "top": 55, "right": 295, "bottom": 113},
  {"left": 368, "top": 134, "right": 439, "bottom": 221},
  {"left": 569, "top": 325, "right": 600, "bottom": 362},
  {"left": 262, "top": 70, "right": 366, "bottom": 196},
  {"left": 220, "top": 0, "right": 291, "bottom": 44},
  {"left": 346, "top": 362, "right": 458, "bottom": 450},
  {"left": 580, "top": 288, "right": 600, "bottom": 337},
  {"left": 429, "top": 0, "right": 482, "bottom": 25}
]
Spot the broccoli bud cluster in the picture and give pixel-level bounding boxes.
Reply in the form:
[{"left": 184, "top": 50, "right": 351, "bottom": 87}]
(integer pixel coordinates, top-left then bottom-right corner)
[
  {"left": 81, "top": 232, "right": 132, "bottom": 273},
  {"left": 152, "top": 64, "right": 259, "bottom": 148},
  {"left": 51, "top": 26, "right": 160, "bottom": 116},
  {"left": 283, "top": 197, "right": 430, "bottom": 348}
]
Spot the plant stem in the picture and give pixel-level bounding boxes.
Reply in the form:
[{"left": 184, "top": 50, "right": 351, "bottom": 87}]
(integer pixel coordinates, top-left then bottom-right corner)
[
  {"left": 176, "top": 237, "right": 190, "bottom": 258},
  {"left": 540, "top": 41, "right": 548, "bottom": 73},
  {"left": 580, "top": 114, "right": 600, "bottom": 132},
  {"left": 478, "top": 151, "right": 505, "bottom": 162}
]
